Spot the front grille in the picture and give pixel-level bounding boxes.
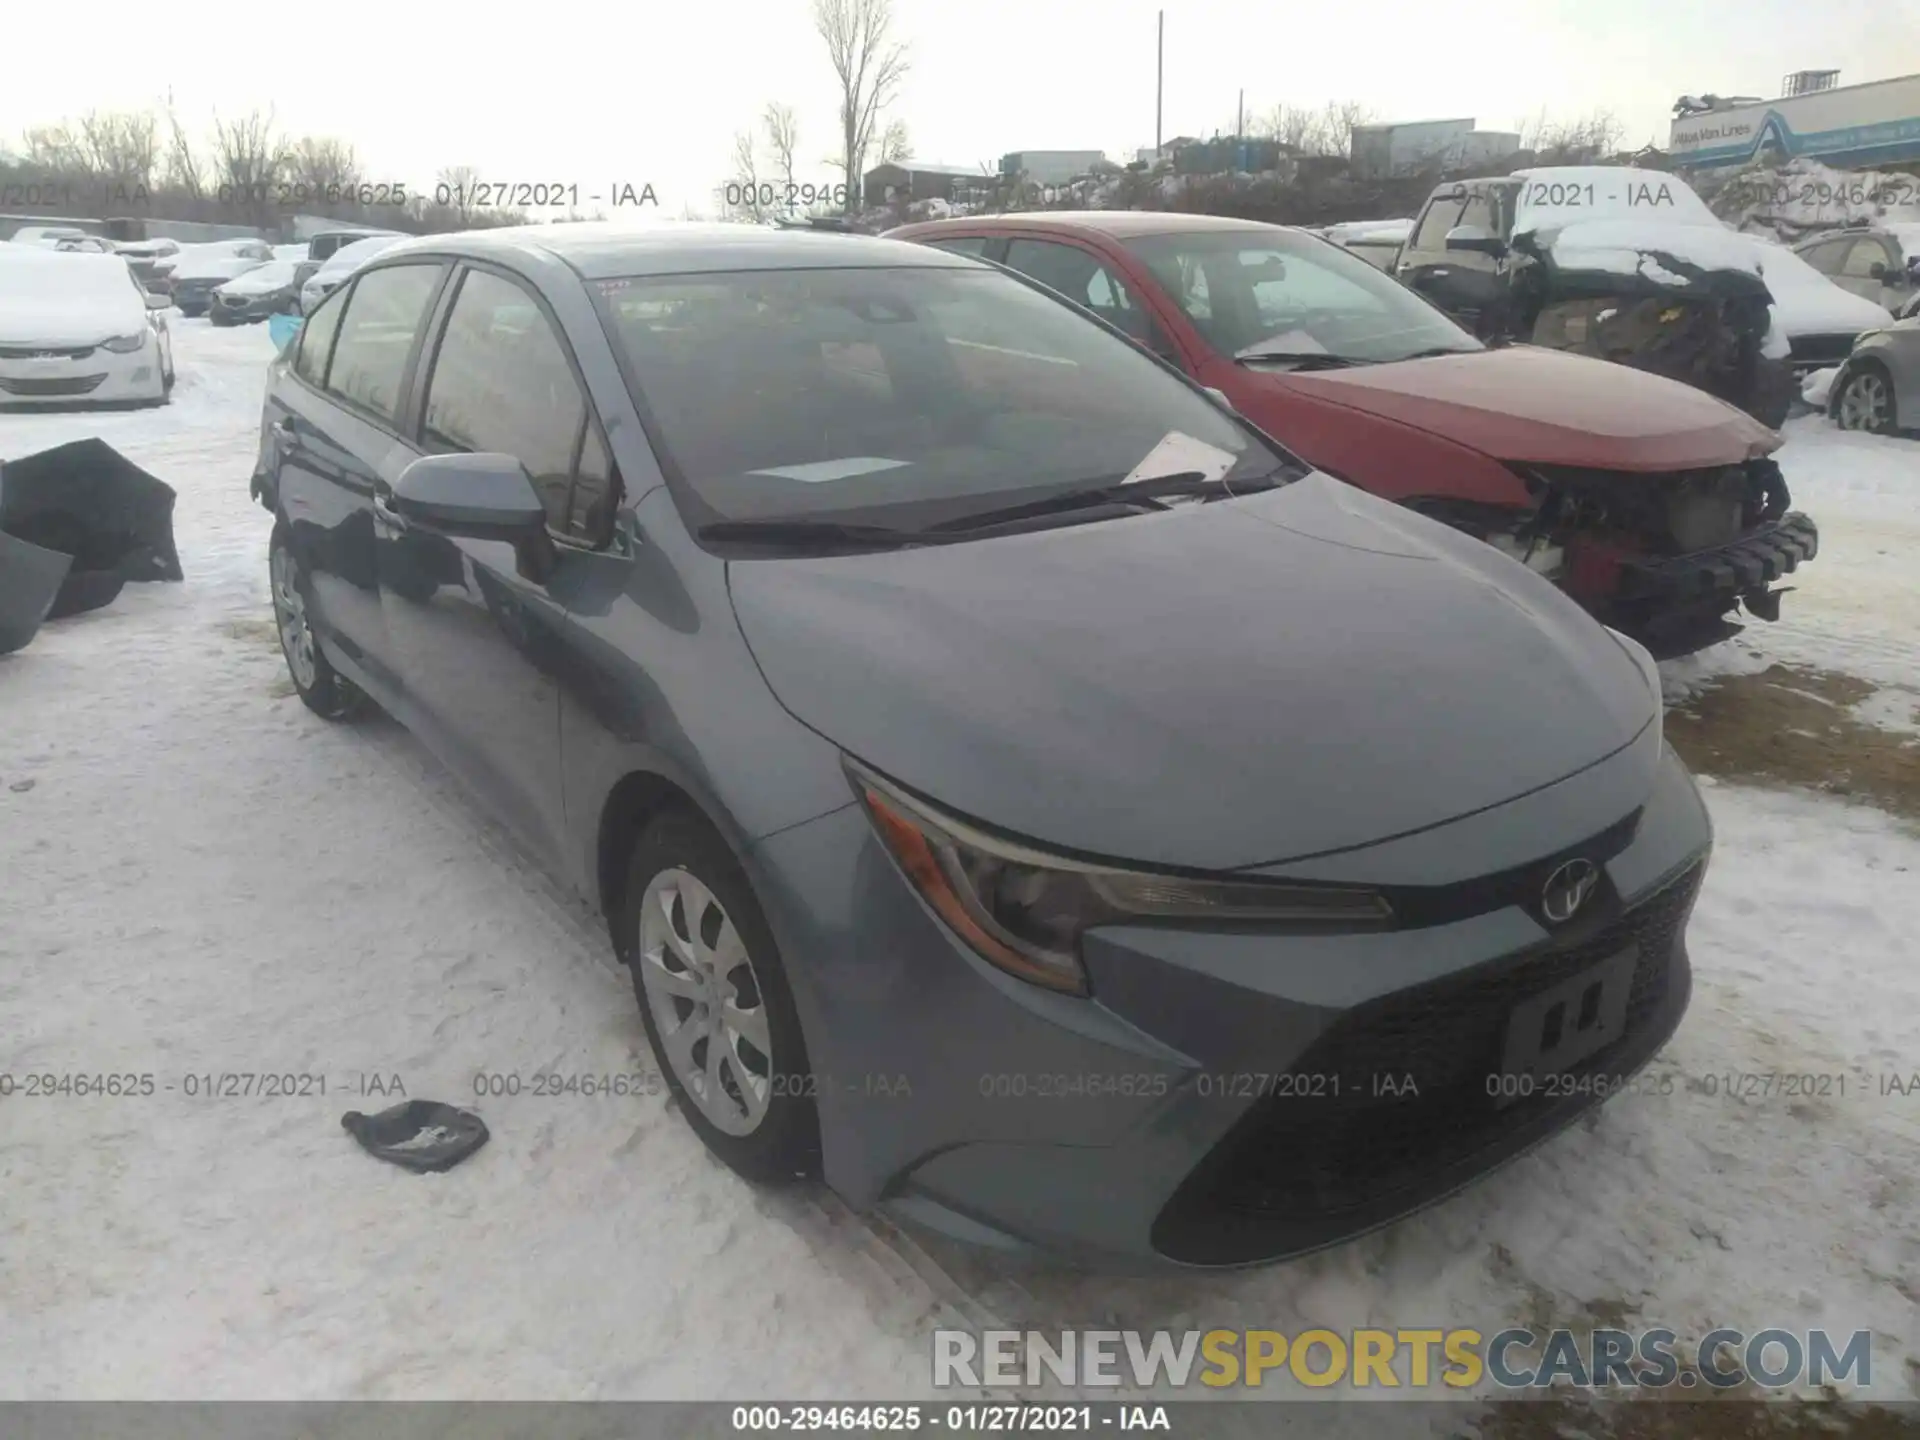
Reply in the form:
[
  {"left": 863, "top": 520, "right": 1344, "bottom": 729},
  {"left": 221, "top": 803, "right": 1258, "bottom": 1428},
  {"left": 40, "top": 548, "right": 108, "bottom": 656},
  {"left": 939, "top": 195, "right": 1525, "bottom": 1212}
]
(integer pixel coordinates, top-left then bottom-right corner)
[
  {"left": 1152, "top": 860, "right": 1704, "bottom": 1264},
  {"left": 0, "top": 344, "right": 95, "bottom": 361},
  {"left": 1787, "top": 334, "right": 1859, "bottom": 368},
  {"left": 0, "top": 374, "right": 107, "bottom": 396}
]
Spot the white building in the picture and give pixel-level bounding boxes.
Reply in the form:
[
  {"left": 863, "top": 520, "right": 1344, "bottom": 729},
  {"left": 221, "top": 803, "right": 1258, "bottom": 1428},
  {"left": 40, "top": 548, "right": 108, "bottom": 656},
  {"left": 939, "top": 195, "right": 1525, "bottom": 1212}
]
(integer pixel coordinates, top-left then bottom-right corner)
[
  {"left": 1000, "top": 150, "right": 1108, "bottom": 186},
  {"left": 1349, "top": 119, "right": 1521, "bottom": 178}
]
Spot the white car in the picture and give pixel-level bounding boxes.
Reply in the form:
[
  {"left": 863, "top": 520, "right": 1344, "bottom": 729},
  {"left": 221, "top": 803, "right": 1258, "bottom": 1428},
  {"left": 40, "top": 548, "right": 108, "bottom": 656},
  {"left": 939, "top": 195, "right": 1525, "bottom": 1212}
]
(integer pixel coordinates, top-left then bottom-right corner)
[
  {"left": 299, "top": 233, "right": 410, "bottom": 314},
  {"left": 9, "top": 224, "right": 97, "bottom": 248},
  {"left": 0, "top": 248, "right": 174, "bottom": 407}
]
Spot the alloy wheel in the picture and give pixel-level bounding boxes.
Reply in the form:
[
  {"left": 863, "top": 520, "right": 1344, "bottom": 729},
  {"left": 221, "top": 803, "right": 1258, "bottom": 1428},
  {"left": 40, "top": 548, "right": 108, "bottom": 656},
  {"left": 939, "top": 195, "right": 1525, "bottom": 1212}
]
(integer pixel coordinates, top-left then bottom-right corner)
[
  {"left": 270, "top": 544, "right": 317, "bottom": 690},
  {"left": 1837, "top": 371, "right": 1892, "bottom": 432},
  {"left": 636, "top": 867, "right": 773, "bottom": 1136}
]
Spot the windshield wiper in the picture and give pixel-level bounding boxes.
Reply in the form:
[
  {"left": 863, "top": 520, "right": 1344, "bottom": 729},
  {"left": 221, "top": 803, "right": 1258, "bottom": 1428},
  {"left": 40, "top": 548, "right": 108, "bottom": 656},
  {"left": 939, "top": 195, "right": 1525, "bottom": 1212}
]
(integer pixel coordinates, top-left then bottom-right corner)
[
  {"left": 696, "top": 518, "right": 927, "bottom": 551},
  {"left": 929, "top": 469, "right": 1287, "bottom": 534},
  {"left": 1232, "top": 350, "right": 1361, "bottom": 370}
]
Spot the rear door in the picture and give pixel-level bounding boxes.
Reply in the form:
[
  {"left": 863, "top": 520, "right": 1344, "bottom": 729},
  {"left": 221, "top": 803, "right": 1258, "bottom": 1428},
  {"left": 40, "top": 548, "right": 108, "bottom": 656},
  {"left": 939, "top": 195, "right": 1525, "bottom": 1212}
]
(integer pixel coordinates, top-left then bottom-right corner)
[
  {"left": 264, "top": 261, "right": 447, "bottom": 703},
  {"left": 374, "top": 261, "right": 617, "bottom": 869},
  {"left": 1398, "top": 185, "right": 1503, "bottom": 332}
]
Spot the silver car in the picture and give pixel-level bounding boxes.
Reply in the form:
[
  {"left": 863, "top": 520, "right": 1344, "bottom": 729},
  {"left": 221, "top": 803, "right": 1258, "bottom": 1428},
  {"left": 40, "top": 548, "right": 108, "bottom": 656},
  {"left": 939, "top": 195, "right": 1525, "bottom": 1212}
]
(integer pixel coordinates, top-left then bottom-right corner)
[
  {"left": 1828, "top": 317, "right": 1920, "bottom": 434},
  {"left": 1794, "top": 225, "right": 1920, "bottom": 319}
]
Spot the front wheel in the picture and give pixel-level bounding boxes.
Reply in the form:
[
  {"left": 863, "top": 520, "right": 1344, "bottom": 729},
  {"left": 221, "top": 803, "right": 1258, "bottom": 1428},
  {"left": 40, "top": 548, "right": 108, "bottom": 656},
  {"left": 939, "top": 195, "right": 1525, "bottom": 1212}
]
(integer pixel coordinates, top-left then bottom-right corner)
[
  {"left": 270, "top": 528, "right": 369, "bottom": 721},
  {"left": 1835, "top": 365, "right": 1897, "bottom": 434},
  {"left": 623, "top": 811, "right": 821, "bottom": 1183}
]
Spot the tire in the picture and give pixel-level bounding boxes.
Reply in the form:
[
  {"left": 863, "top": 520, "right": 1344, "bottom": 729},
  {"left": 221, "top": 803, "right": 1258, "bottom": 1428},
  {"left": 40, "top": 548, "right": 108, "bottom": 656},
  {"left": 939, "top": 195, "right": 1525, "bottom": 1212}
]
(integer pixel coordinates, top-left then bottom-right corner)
[
  {"left": 622, "top": 809, "right": 821, "bottom": 1184},
  {"left": 269, "top": 527, "right": 369, "bottom": 721},
  {"left": 1834, "top": 363, "right": 1898, "bottom": 434}
]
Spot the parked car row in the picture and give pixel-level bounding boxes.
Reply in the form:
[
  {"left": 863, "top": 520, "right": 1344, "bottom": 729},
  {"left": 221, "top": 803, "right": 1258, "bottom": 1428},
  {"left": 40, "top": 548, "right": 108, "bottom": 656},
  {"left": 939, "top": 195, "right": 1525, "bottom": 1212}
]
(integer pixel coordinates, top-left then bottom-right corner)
[{"left": 252, "top": 221, "right": 1717, "bottom": 1271}]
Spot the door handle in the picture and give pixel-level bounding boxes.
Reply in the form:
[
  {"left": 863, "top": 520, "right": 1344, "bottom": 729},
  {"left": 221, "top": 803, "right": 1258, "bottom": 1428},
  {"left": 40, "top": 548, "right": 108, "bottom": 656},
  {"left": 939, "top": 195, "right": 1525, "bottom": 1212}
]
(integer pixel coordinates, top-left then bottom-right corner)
[
  {"left": 372, "top": 488, "right": 400, "bottom": 518},
  {"left": 269, "top": 419, "right": 293, "bottom": 448}
]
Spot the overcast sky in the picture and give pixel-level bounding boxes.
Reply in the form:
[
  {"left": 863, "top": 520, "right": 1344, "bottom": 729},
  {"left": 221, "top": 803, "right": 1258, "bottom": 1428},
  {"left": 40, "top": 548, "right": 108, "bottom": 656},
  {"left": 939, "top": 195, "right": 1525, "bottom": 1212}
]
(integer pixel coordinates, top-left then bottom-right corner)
[{"left": 7, "top": 0, "right": 1920, "bottom": 217}]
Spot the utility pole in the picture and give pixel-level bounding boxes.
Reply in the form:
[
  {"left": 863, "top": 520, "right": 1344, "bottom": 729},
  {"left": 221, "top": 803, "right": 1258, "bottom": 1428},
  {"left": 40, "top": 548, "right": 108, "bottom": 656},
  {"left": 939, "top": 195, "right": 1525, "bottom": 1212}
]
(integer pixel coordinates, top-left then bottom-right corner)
[
  {"left": 1236, "top": 88, "right": 1244, "bottom": 172},
  {"left": 1155, "top": 11, "right": 1164, "bottom": 157}
]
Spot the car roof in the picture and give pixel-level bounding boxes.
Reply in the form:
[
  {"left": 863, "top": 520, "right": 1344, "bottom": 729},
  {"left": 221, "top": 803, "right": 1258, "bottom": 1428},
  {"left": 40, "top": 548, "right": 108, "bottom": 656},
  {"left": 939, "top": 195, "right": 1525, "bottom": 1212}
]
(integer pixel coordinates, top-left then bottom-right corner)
[
  {"left": 887, "top": 210, "right": 1291, "bottom": 241},
  {"left": 364, "top": 221, "right": 1006, "bottom": 279}
]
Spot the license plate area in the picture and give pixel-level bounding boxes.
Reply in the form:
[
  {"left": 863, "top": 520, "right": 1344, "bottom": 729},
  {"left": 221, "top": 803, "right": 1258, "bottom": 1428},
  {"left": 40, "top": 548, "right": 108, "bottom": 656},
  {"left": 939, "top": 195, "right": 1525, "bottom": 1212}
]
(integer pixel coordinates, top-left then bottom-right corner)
[{"left": 1494, "top": 947, "right": 1637, "bottom": 1108}]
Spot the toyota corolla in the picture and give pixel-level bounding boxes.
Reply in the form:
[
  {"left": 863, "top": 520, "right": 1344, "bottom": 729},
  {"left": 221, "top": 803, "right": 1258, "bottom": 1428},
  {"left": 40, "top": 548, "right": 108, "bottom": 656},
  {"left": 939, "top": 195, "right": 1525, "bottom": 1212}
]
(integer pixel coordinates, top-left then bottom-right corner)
[{"left": 251, "top": 224, "right": 1711, "bottom": 1269}]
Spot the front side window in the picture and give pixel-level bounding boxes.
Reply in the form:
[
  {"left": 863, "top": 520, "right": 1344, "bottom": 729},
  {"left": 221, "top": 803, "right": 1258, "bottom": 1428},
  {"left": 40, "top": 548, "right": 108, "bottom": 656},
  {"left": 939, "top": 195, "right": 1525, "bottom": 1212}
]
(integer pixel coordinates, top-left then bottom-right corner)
[
  {"left": 1410, "top": 191, "right": 1467, "bottom": 252},
  {"left": 422, "top": 268, "right": 609, "bottom": 540},
  {"left": 1455, "top": 189, "right": 1499, "bottom": 238},
  {"left": 323, "top": 263, "right": 442, "bottom": 425},
  {"left": 593, "top": 265, "right": 1279, "bottom": 529},
  {"left": 1124, "top": 229, "right": 1480, "bottom": 364}
]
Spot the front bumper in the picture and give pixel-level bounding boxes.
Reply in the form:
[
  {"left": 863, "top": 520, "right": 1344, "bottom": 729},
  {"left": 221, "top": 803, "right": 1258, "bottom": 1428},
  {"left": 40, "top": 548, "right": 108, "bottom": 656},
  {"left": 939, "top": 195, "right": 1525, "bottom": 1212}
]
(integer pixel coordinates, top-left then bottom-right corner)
[
  {"left": 0, "top": 342, "right": 165, "bottom": 407},
  {"left": 747, "top": 735, "right": 1711, "bottom": 1270},
  {"left": 1605, "top": 512, "right": 1818, "bottom": 656},
  {"left": 171, "top": 283, "right": 221, "bottom": 312},
  {"left": 211, "top": 294, "right": 281, "bottom": 322}
]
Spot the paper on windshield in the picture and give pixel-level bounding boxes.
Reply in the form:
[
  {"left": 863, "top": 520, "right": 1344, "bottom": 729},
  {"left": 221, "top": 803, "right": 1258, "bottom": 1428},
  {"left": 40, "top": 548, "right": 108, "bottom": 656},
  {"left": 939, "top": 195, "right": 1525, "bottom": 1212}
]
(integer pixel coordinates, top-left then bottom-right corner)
[
  {"left": 747, "top": 457, "right": 911, "bottom": 483},
  {"left": 1121, "top": 432, "right": 1238, "bottom": 486}
]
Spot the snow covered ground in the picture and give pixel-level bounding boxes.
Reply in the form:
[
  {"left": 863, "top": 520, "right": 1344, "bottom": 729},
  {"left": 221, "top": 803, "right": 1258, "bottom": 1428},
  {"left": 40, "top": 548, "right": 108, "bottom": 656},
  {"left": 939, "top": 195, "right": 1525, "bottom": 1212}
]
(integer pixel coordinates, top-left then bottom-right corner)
[{"left": 1, "top": 324, "right": 1916, "bottom": 1407}]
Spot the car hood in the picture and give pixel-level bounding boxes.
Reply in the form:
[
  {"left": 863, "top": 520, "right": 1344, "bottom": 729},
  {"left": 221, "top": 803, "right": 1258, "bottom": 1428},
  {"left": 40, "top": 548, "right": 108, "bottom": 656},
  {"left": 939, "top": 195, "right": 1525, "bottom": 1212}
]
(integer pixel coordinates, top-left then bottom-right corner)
[
  {"left": 172, "top": 258, "right": 261, "bottom": 283},
  {"left": 0, "top": 294, "right": 144, "bottom": 346},
  {"left": 728, "top": 474, "right": 1656, "bottom": 872},
  {"left": 1270, "top": 347, "right": 1779, "bottom": 472},
  {"left": 219, "top": 272, "right": 291, "bottom": 296}
]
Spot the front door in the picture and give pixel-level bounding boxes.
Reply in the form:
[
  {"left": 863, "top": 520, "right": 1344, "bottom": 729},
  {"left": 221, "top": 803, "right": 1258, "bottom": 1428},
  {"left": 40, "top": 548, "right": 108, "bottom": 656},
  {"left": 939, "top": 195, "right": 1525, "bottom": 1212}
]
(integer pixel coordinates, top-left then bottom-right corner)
[{"left": 375, "top": 263, "right": 617, "bottom": 872}]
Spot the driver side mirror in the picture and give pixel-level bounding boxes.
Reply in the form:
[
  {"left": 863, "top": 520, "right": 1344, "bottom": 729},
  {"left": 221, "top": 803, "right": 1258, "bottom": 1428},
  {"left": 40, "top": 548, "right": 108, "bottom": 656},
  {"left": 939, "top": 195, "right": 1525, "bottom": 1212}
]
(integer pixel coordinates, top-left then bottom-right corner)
[
  {"left": 393, "top": 453, "right": 557, "bottom": 582},
  {"left": 145, "top": 291, "right": 171, "bottom": 311},
  {"left": 1445, "top": 226, "right": 1506, "bottom": 256},
  {"left": 1868, "top": 261, "right": 1890, "bottom": 281}
]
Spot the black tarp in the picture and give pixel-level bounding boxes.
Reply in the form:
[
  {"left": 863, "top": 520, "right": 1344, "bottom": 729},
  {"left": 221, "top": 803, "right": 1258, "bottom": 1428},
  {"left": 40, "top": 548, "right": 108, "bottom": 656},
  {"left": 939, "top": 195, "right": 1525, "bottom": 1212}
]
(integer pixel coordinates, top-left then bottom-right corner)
[
  {"left": 0, "top": 438, "right": 183, "bottom": 619},
  {"left": 0, "top": 529, "right": 72, "bottom": 655}
]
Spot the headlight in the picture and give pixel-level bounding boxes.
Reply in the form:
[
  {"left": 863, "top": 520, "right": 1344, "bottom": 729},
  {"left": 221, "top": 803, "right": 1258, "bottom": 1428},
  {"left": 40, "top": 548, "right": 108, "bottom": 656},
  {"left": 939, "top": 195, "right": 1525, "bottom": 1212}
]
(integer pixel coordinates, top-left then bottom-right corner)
[
  {"left": 101, "top": 332, "right": 149, "bottom": 353},
  {"left": 848, "top": 761, "right": 1393, "bottom": 994}
]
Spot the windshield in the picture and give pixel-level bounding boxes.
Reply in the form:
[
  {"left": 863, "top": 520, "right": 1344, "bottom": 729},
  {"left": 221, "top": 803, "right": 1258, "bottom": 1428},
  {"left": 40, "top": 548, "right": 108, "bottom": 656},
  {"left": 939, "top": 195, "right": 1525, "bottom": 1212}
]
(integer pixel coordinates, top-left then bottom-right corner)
[
  {"left": 594, "top": 265, "right": 1280, "bottom": 529},
  {"left": 1122, "top": 229, "right": 1479, "bottom": 364}
]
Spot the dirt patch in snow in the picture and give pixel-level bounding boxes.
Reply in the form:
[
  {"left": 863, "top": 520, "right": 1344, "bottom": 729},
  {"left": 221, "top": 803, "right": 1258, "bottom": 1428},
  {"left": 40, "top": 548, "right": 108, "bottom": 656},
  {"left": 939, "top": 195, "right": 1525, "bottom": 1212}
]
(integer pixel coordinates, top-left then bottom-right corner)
[{"left": 1666, "top": 665, "right": 1920, "bottom": 824}]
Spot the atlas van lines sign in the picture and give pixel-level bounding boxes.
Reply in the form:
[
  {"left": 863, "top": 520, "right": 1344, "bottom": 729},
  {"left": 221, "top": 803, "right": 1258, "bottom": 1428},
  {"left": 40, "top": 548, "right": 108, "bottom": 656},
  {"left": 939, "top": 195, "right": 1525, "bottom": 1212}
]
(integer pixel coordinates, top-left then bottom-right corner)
[{"left": 1671, "top": 71, "right": 1920, "bottom": 169}]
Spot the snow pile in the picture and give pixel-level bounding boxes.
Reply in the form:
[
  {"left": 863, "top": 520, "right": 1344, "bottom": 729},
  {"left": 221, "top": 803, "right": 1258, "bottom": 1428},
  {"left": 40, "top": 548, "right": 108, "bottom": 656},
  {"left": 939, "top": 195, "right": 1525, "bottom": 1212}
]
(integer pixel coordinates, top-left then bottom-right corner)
[
  {"left": 1709, "top": 155, "right": 1920, "bottom": 242},
  {"left": 1801, "top": 366, "right": 1839, "bottom": 409}
]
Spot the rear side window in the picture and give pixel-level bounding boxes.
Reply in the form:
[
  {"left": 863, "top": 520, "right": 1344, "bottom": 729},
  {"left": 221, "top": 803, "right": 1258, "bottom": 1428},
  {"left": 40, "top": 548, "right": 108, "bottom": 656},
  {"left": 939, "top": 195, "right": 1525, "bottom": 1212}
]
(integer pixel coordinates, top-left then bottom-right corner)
[
  {"left": 1002, "top": 237, "right": 1169, "bottom": 352},
  {"left": 293, "top": 290, "right": 346, "bottom": 385},
  {"left": 925, "top": 235, "right": 992, "bottom": 257},
  {"left": 324, "top": 263, "right": 442, "bottom": 425},
  {"left": 421, "top": 267, "right": 611, "bottom": 541},
  {"left": 1842, "top": 238, "right": 1893, "bottom": 278}
]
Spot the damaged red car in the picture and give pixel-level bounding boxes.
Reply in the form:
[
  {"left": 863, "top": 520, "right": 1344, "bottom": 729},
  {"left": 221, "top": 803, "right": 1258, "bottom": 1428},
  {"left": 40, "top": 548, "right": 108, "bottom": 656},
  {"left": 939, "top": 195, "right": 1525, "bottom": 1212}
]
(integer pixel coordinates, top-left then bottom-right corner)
[{"left": 885, "top": 211, "right": 1817, "bottom": 658}]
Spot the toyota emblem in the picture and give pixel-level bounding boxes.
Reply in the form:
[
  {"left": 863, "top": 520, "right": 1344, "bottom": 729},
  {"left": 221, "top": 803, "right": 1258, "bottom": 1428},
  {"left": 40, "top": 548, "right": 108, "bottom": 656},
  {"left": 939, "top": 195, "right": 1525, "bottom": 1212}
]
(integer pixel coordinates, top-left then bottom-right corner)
[{"left": 1541, "top": 858, "right": 1601, "bottom": 924}]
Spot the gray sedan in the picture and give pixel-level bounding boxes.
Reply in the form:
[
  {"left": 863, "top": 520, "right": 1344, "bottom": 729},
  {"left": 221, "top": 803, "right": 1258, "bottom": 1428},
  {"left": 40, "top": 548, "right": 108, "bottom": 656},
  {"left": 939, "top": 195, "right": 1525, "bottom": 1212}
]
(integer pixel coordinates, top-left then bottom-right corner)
[
  {"left": 250, "top": 223, "right": 1711, "bottom": 1269},
  {"left": 1829, "top": 317, "right": 1920, "bottom": 434}
]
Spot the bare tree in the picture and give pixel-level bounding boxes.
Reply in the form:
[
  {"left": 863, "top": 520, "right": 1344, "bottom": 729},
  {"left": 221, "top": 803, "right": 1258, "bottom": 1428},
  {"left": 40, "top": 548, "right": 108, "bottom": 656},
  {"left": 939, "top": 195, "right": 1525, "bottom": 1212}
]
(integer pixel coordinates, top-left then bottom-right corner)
[
  {"left": 211, "top": 107, "right": 285, "bottom": 225},
  {"left": 718, "top": 131, "right": 773, "bottom": 223},
  {"left": 437, "top": 164, "right": 485, "bottom": 227},
  {"left": 764, "top": 102, "right": 800, "bottom": 208},
  {"left": 75, "top": 111, "right": 158, "bottom": 185},
  {"left": 161, "top": 92, "right": 206, "bottom": 200},
  {"left": 877, "top": 118, "right": 911, "bottom": 165},
  {"left": 1517, "top": 109, "right": 1624, "bottom": 163},
  {"left": 1254, "top": 100, "right": 1373, "bottom": 157},
  {"left": 286, "top": 137, "right": 362, "bottom": 194},
  {"left": 813, "top": 0, "right": 909, "bottom": 213}
]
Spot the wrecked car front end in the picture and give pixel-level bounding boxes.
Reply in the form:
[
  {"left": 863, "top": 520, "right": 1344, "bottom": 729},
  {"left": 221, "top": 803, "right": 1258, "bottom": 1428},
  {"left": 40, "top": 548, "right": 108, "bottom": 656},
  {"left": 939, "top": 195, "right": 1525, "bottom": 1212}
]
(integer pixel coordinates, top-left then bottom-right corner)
[
  {"left": 1509, "top": 229, "right": 1797, "bottom": 429},
  {"left": 1407, "top": 452, "right": 1815, "bottom": 658}
]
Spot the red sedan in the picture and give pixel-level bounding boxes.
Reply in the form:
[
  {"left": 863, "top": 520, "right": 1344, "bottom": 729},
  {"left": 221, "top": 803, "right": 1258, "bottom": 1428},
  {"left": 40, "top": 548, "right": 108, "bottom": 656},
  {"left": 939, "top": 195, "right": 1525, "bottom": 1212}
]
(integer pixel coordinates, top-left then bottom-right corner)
[{"left": 885, "top": 211, "right": 1817, "bottom": 658}]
